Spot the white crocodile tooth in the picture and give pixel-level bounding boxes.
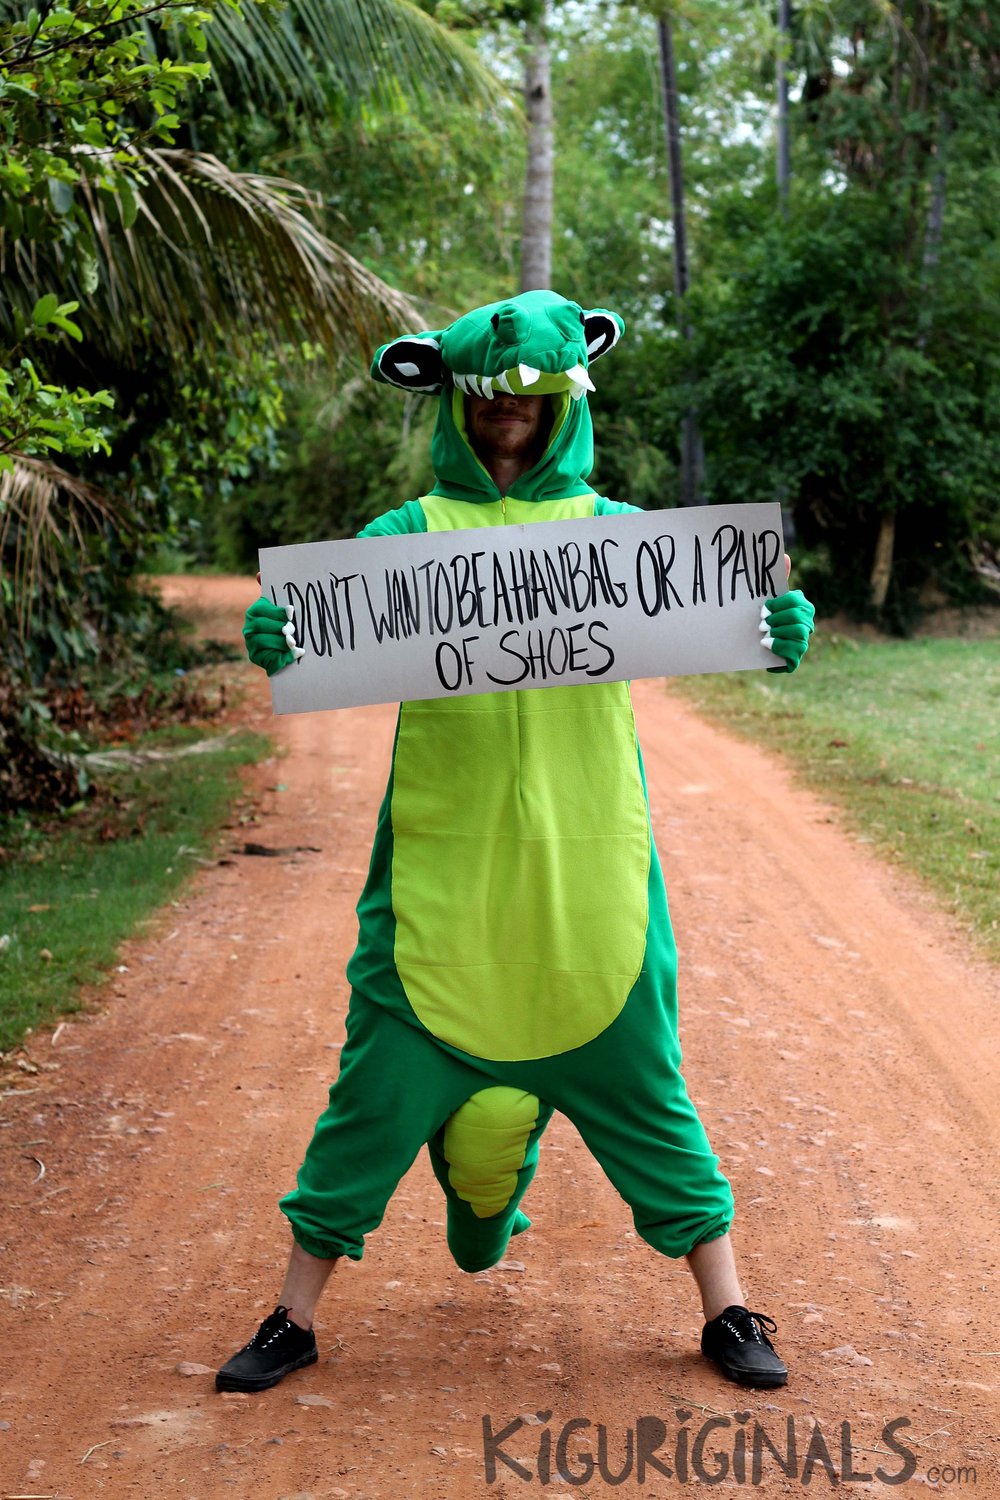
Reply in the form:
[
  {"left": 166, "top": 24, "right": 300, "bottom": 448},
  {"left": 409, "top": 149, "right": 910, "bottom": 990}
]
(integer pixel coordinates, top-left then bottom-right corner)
[
  {"left": 495, "top": 369, "right": 514, "bottom": 394},
  {"left": 758, "top": 617, "right": 771, "bottom": 633},
  {"left": 478, "top": 375, "right": 495, "bottom": 399},
  {"left": 568, "top": 382, "right": 586, "bottom": 401},
  {"left": 467, "top": 374, "right": 482, "bottom": 397},
  {"left": 760, "top": 634, "right": 775, "bottom": 651},
  {"left": 284, "top": 604, "right": 294, "bottom": 620},
  {"left": 291, "top": 645, "right": 306, "bottom": 660},
  {"left": 760, "top": 602, "right": 770, "bottom": 620},
  {"left": 282, "top": 621, "right": 296, "bottom": 641},
  {"left": 518, "top": 363, "right": 541, "bottom": 386},
  {"left": 566, "top": 362, "right": 595, "bottom": 392}
]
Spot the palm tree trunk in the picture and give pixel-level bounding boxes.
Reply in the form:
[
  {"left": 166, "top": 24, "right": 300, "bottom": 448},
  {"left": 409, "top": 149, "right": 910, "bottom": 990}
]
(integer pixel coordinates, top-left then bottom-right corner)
[
  {"left": 520, "top": 0, "right": 553, "bottom": 292},
  {"left": 657, "top": 14, "right": 702, "bottom": 506}
]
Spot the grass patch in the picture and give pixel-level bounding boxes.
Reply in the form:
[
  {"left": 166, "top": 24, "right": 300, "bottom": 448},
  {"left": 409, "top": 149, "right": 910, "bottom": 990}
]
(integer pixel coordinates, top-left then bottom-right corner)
[
  {"left": 671, "top": 633, "right": 1000, "bottom": 960},
  {"left": 0, "top": 728, "right": 270, "bottom": 1052}
]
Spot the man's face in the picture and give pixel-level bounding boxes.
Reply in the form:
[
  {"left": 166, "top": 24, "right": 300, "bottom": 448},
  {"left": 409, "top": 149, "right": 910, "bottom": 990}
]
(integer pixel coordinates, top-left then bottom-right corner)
[{"left": 465, "top": 393, "right": 551, "bottom": 470}]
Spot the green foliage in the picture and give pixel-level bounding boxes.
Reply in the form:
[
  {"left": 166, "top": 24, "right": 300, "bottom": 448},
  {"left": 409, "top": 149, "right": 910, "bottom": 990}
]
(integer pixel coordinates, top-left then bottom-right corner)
[
  {"left": 0, "top": 0, "right": 211, "bottom": 223},
  {"left": 427, "top": 0, "right": 542, "bottom": 26},
  {"left": 679, "top": 189, "right": 998, "bottom": 609},
  {"left": 0, "top": 0, "right": 218, "bottom": 460},
  {"left": 0, "top": 726, "right": 269, "bottom": 1050},
  {"left": 551, "top": 6, "right": 671, "bottom": 311},
  {"left": 0, "top": 338, "right": 113, "bottom": 470},
  {"left": 130, "top": 336, "right": 291, "bottom": 563},
  {"left": 204, "top": 0, "right": 511, "bottom": 117},
  {"left": 211, "top": 378, "right": 437, "bottom": 568},
  {"left": 227, "top": 86, "right": 523, "bottom": 314}
]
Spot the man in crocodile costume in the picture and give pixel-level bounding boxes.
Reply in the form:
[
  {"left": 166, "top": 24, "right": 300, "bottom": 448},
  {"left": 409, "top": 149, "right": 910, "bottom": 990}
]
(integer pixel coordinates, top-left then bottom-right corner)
[{"left": 219, "top": 290, "right": 815, "bottom": 1395}]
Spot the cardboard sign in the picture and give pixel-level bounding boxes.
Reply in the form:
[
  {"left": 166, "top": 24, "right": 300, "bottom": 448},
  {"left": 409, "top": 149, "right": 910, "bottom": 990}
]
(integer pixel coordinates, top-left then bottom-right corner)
[{"left": 259, "top": 502, "right": 785, "bottom": 715}]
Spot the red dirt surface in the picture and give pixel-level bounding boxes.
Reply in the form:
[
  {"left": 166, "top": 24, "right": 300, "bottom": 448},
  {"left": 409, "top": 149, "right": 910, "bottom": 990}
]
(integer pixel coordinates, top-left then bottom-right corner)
[{"left": 1, "top": 575, "right": 997, "bottom": 1499}]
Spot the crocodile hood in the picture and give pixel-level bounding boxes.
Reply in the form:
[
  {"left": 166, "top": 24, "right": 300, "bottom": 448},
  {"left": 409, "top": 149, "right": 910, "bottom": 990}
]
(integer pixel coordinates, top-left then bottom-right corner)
[{"left": 371, "top": 289, "right": 624, "bottom": 505}]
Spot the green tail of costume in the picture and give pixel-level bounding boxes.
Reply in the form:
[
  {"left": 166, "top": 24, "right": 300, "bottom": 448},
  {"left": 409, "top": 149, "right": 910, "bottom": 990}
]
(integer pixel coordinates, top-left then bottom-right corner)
[{"left": 427, "top": 1086, "right": 552, "bottom": 1272}]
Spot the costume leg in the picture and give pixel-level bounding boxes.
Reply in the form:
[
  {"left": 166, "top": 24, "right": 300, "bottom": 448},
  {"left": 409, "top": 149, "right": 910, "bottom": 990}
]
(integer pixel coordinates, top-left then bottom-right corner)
[
  {"left": 532, "top": 836, "right": 733, "bottom": 1258},
  {"left": 426, "top": 1089, "right": 554, "bottom": 1272},
  {"left": 279, "top": 993, "right": 490, "bottom": 1260},
  {"left": 500, "top": 977, "right": 733, "bottom": 1259}
]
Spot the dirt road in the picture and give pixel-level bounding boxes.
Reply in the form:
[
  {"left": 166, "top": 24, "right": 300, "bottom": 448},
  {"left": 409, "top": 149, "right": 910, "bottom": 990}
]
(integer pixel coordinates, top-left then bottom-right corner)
[{"left": 1, "top": 576, "right": 997, "bottom": 1498}]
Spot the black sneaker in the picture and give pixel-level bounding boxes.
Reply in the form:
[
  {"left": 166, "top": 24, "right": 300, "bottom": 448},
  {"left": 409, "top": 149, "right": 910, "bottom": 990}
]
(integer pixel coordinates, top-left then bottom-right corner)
[
  {"left": 215, "top": 1305, "right": 318, "bottom": 1392},
  {"left": 701, "top": 1305, "right": 788, "bottom": 1388}
]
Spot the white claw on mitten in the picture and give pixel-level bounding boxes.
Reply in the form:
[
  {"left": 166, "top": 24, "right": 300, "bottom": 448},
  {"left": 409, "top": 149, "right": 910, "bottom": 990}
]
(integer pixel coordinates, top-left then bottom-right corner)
[
  {"left": 759, "top": 609, "right": 775, "bottom": 652},
  {"left": 281, "top": 612, "right": 305, "bottom": 661}
]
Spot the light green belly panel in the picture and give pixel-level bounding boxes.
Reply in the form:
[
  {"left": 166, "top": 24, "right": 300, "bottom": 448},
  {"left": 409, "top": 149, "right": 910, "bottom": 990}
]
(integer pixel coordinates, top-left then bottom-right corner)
[{"left": 389, "top": 494, "right": 650, "bottom": 1062}]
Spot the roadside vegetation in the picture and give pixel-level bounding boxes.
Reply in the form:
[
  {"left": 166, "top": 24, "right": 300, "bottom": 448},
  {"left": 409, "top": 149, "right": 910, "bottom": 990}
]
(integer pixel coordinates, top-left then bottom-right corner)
[
  {"left": 0, "top": 679, "right": 269, "bottom": 1053},
  {"left": 672, "top": 631, "right": 1000, "bottom": 960}
]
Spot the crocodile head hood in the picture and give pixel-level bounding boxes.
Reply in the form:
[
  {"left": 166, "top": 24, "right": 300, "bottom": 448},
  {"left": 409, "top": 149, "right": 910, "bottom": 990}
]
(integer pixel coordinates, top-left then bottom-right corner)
[{"left": 371, "top": 289, "right": 624, "bottom": 504}]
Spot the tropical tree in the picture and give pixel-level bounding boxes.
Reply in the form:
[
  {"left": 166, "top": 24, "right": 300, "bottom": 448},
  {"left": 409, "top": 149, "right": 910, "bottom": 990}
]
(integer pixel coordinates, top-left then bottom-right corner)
[
  {"left": 1, "top": 0, "right": 507, "bottom": 457},
  {"left": 0, "top": 0, "right": 509, "bottom": 668},
  {"left": 0, "top": 0, "right": 511, "bottom": 811}
]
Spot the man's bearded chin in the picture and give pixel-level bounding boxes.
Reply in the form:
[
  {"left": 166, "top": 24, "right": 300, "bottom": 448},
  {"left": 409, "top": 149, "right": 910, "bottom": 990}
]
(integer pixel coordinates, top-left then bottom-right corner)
[{"left": 495, "top": 400, "right": 552, "bottom": 458}]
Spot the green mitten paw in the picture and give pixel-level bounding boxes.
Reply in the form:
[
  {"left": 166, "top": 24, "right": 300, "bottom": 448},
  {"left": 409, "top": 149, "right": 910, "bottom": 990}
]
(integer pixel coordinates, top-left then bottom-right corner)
[
  {"left": 242, "top": 596, "right": 304, "bottom": 676},
  {"left": 760, "top": 589, "right": 816, "bottom": 674}
]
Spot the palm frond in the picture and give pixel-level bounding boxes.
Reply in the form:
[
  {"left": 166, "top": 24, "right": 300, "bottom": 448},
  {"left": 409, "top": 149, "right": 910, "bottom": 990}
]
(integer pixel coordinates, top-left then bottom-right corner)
[
  {"left": 5, "top": 149, "right": 422, "bottom": 366},
  {"left": 205, "top": 0, "right": 511, "bottom": 117},
  {"left": 0, "top": 455, "right": 130, "bottom": 641}
]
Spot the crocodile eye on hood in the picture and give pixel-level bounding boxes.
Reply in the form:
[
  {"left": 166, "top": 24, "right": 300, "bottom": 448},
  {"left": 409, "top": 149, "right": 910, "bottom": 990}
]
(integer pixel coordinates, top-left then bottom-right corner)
[{"left": 370, "top": 289, "right": 625, "bottom": 504}]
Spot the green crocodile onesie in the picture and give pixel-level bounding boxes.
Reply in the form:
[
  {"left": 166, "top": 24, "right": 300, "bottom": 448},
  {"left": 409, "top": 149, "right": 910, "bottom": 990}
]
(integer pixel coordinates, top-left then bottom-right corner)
[{"left": 279, "top": 291, "right": 735, "bottom": 1272}]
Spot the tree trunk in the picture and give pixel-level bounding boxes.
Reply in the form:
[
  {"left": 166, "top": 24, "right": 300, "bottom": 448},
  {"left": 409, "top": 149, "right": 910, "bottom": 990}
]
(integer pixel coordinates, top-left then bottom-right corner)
[
  {"left": 776, "top": 0, "right": 790, "bottom": 211},
  {"left": 869, "top": 511, "right": 896, "bottom": 610},
  {"left": 658, "top": 16, "right": 689, "bottom": 308},
  {"left": 657, "top": 14, "right": 702, "bottom": 506},
  {"left": 520, "top": 0, "right": 553, "bottom": 293}
]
